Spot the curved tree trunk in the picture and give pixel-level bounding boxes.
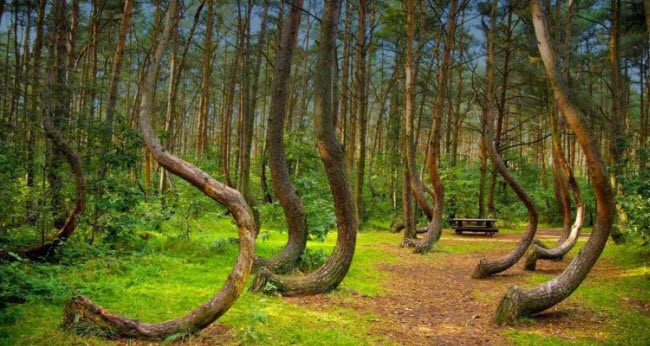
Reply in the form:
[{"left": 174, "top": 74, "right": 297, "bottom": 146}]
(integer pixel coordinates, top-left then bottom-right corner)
[
  {"left": 62, "top": 2, "right": 256, "bottom": 338},
  {"left": 472, "top": 0, "right": 538, "bottom": 278},
  {"left": 1, "top": 0, "right": 86, "bottom": 262},
  {"left": 407, "top": 0, "right": 459, "bottom": 253},
  {"left": 494, "top": 1, "right": 615, "bottom": 324},
  {"left": 525, "top": 110, "right": 584, "bottom": 271},
  {"left": 249, "top": 0, "right": 358, "bottom": 296},
  {"left": 253, "top": 0, "right": 307, "bottom": 274}
]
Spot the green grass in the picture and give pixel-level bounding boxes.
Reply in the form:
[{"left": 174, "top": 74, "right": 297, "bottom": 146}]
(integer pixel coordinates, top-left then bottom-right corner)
[
  {"left": 0, "top": 221, "right": 397, "bottom": 345},
  {"left": 1, "top": 221, "right": 648, "bottom": 345}
]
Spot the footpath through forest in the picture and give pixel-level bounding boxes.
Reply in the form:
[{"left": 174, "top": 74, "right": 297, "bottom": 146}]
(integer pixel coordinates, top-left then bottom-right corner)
[{"left": 286, "top": 229, "right": 625, "bottom": 345}]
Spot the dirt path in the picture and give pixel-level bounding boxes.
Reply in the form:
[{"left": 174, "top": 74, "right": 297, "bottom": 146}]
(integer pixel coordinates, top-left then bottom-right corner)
[{"left": 287, "top": 229, "right": 610, "bottom": 345}]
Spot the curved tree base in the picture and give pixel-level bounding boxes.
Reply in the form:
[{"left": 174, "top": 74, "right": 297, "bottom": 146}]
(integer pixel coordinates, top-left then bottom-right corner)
[
  {"left": 524, "top": 245, "right": 565, "bottom": 271},
  {"left": 63, "top": 2, "right": 257, "bottom": 340},
  {"left": 249, "top": 248, "right": 353, "bottom": 297},
  {"left": 471, "top": 258, "right": 492, "bottom": 279},
  {"left": 248, "top": 269, "right": 342, "bottom": 297},
  {"left": 249, "top": 268, "right": 274, "bottom": 293},
  {"left": 63, "top": 296, "right": 192, "bottom": 339},
  {"left": 252, "top": 248, "right": 300, "bottom": 276},
  {"left": 494, "top": 286, "right": 528, "bottom": 325}
]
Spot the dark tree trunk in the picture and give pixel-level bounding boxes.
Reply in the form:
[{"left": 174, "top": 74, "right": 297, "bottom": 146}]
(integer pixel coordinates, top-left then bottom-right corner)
[
  {"left": 354, "top": 0, "right": 368, "bottom": 229},
  {"left": 197, "top": 0, "right": 214, "bottom": 157},
  {"left": 608, "top": 0, "right": 627, "bottom": 244},
  {"left": 253, "top": 0, "right": 307, "bottom": 274},
  {"left": 249, "top": 0, "right": 357, "bottom": 297},
  {"left": 62, "top": 2, "right": 256, "bottom": 338},
  {"left": 495, "top": 1, "right": 615, "bottom": 324}
]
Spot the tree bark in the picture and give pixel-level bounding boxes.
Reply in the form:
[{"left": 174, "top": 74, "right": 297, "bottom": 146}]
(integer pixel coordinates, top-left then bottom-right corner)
[
  {"left": 253, "top": 0, "right": 307, "bottom": 274},
  {"left": 472, "top": 0, "right": 539, "bottom": 278},
  {"left": 197, "top": 0, "right": 214, "bottom": 158},
  {"left": 249, "top": 0, "right": 357, "bottom": 297},
  {"left": 62, "top": 2, "right": 256, "bottom": 338},
  {"left": 403, "top": 0, "right": 433, "bottom": 222},
  {"left": 407, "top": 0, "right": 460, "bottom": 254},
  {"left": 524, "top": 108, "right": 584, "bottom": 271},
  {"left": 608, "top": 0, "right": 627, "bottom": 244},
  {"left": 354, "top": 0, "right": 368, "bottom": 229},
  {"left": 495, "top": 1, "right": 615, "bottom": 324}
]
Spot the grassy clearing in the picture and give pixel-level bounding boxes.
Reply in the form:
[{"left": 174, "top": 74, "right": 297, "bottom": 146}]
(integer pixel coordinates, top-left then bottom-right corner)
[{"left": 1, "top": 222, "right": 648, "bottom": 345}]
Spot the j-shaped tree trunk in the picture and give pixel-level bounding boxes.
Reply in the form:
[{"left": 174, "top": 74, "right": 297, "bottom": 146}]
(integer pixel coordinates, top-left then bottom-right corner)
[
  {"left": 62, "top": 1, "right": 256, "bottom": 338},
  {"left": 253, "top": 0, "right": 307, "bottom": 274},
  {"left": 472, "top": 0, "right": 538, "bottom": 278},
  {"left": 525, "top": 109, "right": 584, "bottom": 271},
  {"left": 494, "top": 0, "right": 615, "bottom": 324},
  {"left": 406, "top": 0, "right": 460, "bottom": 253},
  {"left": 249, "top": 0, "right": 357, "bottom": 296},
  {"left": 0, "top": 0, "right": 86, "bottom": 262}
]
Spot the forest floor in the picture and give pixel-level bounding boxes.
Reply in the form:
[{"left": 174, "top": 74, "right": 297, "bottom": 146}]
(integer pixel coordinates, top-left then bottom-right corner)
[
  {"left": 287, "top": 229, "right": 625, "bottom": 345},
  {"left": 1, "top": 221, "right": 648, "bottom": 345}
]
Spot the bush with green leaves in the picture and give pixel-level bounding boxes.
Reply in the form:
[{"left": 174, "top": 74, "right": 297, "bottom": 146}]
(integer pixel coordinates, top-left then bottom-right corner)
[{"left": 619, "top": 167, "right": 650, "bottom": 243}]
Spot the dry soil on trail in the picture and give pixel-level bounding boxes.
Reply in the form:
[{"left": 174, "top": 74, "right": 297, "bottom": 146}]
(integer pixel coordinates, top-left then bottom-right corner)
[{"left": 286, "top": 229, "right": 616, "bottom": 345}]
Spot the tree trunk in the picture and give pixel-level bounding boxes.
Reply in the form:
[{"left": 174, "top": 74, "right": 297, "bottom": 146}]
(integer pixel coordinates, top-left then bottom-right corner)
[
  {"left": 408, "top": 0, "right": 459, "bottom": 253},
  {"left": 249, "top": 0, "right": 357, "bottom": 296},
  {"left": 25, "top": 0, "right": 47, "bottom": 224},
  {"left": 472, "top": 0, "right": 539, "bottom": 278},
  {"left": 338, "top": 1, "right": 353, "bottom": 145},
  {"left": 403, "top": 0, "right": 433, "bottom": 222},
  {"left": 524, "top": 106, "right": 584, "bottom": 270},
  {"left": 495, "top": 1, "right": 615, "bottom": 324},
  {"left": 62, "top": 2, "right": 256, "bottom": 338},
  {"left": 354, "top": 0, "right": 368, "bottom": 229},
  {"left": 197, "top": 0, "right": 214, "bottom": 158},
  {"left": 253, "top": 0, "right": 306, "bottom": 274},
  {"left": 608, "top": 0, "right": 627, "bottom": 244}
]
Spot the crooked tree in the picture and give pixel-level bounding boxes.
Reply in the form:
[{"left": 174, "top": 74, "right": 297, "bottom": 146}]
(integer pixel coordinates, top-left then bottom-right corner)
[
  {"left": 62, "top": 1, "right": 256, "bottom": 338},
  {"left": 250, "top": 0, "right": 358, "bottom": 296},
  {"left": 494, "top": 0, "right": 615, "bottom": 324}
]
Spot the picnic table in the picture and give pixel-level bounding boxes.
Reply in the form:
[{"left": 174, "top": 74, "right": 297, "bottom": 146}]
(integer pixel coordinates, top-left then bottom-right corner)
[{"left": 450, "top": 218, "right": 498, "bottom": 236}]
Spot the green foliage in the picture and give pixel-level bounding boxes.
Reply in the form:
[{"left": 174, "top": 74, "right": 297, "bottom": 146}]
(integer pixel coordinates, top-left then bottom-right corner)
[
  {"left": 0, "top": 261, "right": 71, "bottom": 332},
  {"left": 619, "top": 167, "right": 650, "bottom": 243},
  {"left": 297, "top": 248, "right": 328, "bottom": 272}
]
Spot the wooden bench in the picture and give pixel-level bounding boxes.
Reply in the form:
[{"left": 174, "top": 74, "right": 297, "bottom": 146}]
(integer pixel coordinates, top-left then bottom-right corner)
[{"left": 450, "top": 218, "right": 498, "bottom": 236}]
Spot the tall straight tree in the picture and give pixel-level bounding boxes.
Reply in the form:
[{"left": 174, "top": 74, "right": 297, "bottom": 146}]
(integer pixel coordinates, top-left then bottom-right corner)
[
  {"left": 354, "top": 0, "right": 368, "bottom": 228},
  {"left": 197, "top": 0, "right": 214, "bottom": 157},
  {"left": 608, "top": 0, "right": 627, "bottom": 243},
  {"left": 404, "top": 0, "right": 433, "bottom": 223}
]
